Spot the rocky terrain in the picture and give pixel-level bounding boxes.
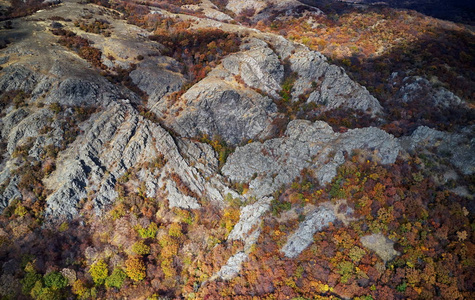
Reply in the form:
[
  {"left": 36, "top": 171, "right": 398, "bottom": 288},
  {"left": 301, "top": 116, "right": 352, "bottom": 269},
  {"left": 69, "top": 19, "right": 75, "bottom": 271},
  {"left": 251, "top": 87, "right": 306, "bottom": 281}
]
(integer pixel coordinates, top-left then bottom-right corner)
[{"left": 0, "top": 0, "right": 473, "bottom": 299}]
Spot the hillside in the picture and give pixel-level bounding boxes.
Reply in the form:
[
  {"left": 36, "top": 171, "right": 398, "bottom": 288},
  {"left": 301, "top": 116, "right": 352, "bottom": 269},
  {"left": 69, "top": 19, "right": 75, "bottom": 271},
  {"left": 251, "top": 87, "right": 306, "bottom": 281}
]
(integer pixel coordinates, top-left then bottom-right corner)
[{"left": 0, "top": 0, "right": 474, "bottom": 299}]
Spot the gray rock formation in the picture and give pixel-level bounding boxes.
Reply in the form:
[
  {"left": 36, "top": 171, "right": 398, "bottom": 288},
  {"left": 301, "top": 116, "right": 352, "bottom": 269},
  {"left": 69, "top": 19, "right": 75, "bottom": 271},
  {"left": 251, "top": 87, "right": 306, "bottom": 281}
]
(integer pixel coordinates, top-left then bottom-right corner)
[
  {"left": 5, "top": 108, "right": 54, "bottom": 154},
  {"left": 35, "top": 95, "right": 246, "bottom": 220},
  {"left": 43, "top": 77, "right": 115, "bottom": 106},
  {"left": 129, "top": 58, "right": 185, "bottom": 106},
  {"left": 0, "top": 108, "right": 29, "bottom": 142},
  {"left": 214, "top": 251, "right": 248, "bottom": 280},
  {"left": 43, "top": 102, "right": 228, "bottom": 219},
  {"left": 226, "top": 0, "right": 268, "bottom": 15},
  {"left": 223, "top": 119, "right": 400, "bottom": 198},
  {"left": 0, "top": 172, "right": 21, "bottom": 209},
  {"left": 212, "top": 197, "right": 269, "bottom": 281},
  {"left": 282, "top": 206, "right": 336, "bottom": 258},
  {"left": 226, "top": 0, "right": 304, "bottom": 16},
  {"left": 394, "top": 76, "right": 463, "bottom": 108},
  {"left": 290, "top": 49, "right": 383, "bottom": 114},
  {"left": 155, "top": 34, "right": 385, "bottom": 145},
  {"left": 153, "top": 37, "right": 286, "bottom": 145},
  {"left": 0, "top": 0, "right": 473, "bottom": 293},
  {"left": 156, "top": 75, "right": 279, "bottom": 145},
  {"left": 222, "top": 38, "right": 284, "bottom": 98},
  {"left": 228, "top": 197, "right": 271, "bottom": 241},
  {"left": 0, "top": 65, "right": 42, "bottom": 93},
  {"left": 183, "top": 0, "right": 234, "bottom": 22},
  {"left": 360, "top": 233, "right": 399, "bottom": 262},
  {"left": 401, "top": 125, "right": 475, "bottom": 175}
]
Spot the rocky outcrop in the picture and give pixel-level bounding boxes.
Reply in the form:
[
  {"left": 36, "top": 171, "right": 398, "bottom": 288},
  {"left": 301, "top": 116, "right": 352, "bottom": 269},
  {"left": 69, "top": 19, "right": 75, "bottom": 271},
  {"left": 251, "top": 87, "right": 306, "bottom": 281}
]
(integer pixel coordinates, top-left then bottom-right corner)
[
  {"left": 129, "top": 58, "right": 185, "bottom": 106},
  {"left": 44, "top": 77, "right": 117, "bottom": 106},
  {"left": 401, "top": 125, "right": 475, "bottom": 175},
  {"left": 223, "top": 119, "right": 401, "bottom": 198},
  {"left": 0, "top": 171, "right": 21, "bottom": 210},
  {"left": 156, "top": 71, "right": 279, "bottom": 145},
  {"left": 226, "top": 0, "right": 269, "bottom": 15},
  {"left": 290, "top": 49, "right": 383, "bottom": 114},
  {"left": 156, "top": 35, "right": 385, "bottom": 145},
  {"left": 0, "top": 65, "right": 43, "bottom": 93},
  {"left": 360, "top": 234, "right": 399, "bottom": 262},
  {"left": 183, "top": 0, "right": 233, "bottom": 22},
  {"left": 222, "top": 38, "right": 284, "bottom": 98},
  {"left": 212, "top": 197, "right": 270, "bottom": 281},
  {"left": 282, "top": 206, "right": 336, "bottom": 258},
  {"left": 226, "top": 0, "right": 305, "bottom": 16},
  {"left": 214, "top": 251, "right": 248, "bottom": 280},
  {"left": 228, "top": 197, "right": 271, "bottom": 241},
  {"left": 281, "top": 200, "right": 356, "bottom": 258},
  {"left": 156, "top": 38, "right": 284, "bottom": 145},
  {"left": 0, "top": 108, "right": 29, "bottom": 142},
  {"left": 394, "top": 76, "right": 463, "bottom": 107},
  {"left": 40, "top": 98, "right": 239, "bottom": 219},
  {"left": 5, "top": 108, "right": 55, "bottom": 154},
  {"left": 0, "top": 2, "right": 473, "bottom": 297}
]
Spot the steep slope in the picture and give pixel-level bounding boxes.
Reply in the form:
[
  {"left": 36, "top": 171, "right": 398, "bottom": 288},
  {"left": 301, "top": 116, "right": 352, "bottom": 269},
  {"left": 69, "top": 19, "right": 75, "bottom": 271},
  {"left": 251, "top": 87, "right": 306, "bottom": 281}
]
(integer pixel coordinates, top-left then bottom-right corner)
[{"left": 0, "top": 0, "right": 473, "bottom": 299}]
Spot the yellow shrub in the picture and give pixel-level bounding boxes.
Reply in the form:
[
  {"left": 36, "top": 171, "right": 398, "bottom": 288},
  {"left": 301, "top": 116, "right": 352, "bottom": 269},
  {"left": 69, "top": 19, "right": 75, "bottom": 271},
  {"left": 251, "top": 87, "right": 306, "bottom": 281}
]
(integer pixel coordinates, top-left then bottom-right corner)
[
  {"left": 168, "top": 223, "right": 183, "bottom": 238},
  {"left": 89, "top": 260, "right": 108, "bottom": 285},
  {"left": 125, "top": 256, "right": 146, "bottom": 281},
  {"left": 132, "top": 241, "right": 150, "bottom": 255}
]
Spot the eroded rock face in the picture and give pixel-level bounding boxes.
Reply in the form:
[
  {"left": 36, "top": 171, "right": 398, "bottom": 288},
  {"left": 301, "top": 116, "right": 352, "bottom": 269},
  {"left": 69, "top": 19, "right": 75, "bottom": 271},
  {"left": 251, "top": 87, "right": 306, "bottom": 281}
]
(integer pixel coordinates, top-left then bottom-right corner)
[
  {"left": 129, "top": 58, "right": 185, "bottom": 106},
  {"left": 222, "top": 38, "right": 284, "bottom": 98},
  {"left": 290, "top": 49, "right": 383, "bottom": 114},
  {"left": 214, "top": 251, "right": 248, "bottom": 280},
  {"left": 44, "top": 78, "right": 111, "bottom": 106},
  {"left": 226, "top": 0, "right": 268, "bottom": 15},
  {"left": 222, "top": 119, "right": 401, "bottom": 198},
  {"left": 0, "top": 65, "right": 42, "bottom": 93},
  {"left": 183, "top": 0, "right": 234, "bottom": 22},
  {"left": 0, "top": 172, "right": 21, "bottom": 210},
  {"left": 156, "top": 73, "right": 279, "bottom": 145},
  {"left": 394, "top": 76, "right": 462, "bottom": 108},
  {"left": 154, "top": 38, "right": 285, "bottom": 145},
  {"left": 228, "top": 198, "right": 270, "bottom": 241},
  {"left": 1, "top": 1, "right": 472, "bottom": 289},
  {"left": 282, "top": 206, "right": 336, "bottom": 258},
  {"left": 155, "top": 35, "right": 384, "bottom": 145},
  {"left": 211, "top": 197, "right": 270, "bottom": 281},
  {"left": 401, "top": 125, "right": 475, "bottom": 175},
  {"left": 226, "top": 0, "right": 305, "bottom": 16},
  {"left": 6, "top": 108, "right": 55, "bottom": 154},
  {"left": 44, "top": 102, "right": 229, "bottom": 220}
]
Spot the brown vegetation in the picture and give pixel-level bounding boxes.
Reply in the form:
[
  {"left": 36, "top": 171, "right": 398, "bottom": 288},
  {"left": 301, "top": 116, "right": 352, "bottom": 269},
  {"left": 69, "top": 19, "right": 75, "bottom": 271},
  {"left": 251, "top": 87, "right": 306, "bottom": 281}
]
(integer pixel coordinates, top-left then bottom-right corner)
[{"left": 52, "top": 28, "right": 105, "bottom": 69}]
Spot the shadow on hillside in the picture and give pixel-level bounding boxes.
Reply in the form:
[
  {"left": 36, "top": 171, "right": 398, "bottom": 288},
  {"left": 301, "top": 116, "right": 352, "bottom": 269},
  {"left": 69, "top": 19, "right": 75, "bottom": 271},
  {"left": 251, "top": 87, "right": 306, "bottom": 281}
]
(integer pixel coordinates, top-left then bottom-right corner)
[
  {"left": 0, "top": 25, "right": 32, "bottom": 50},
  {"left": 328, "top": 25, "right": 475, "bottom": 135},
  {"left": 300, "top": 0, "right": 475, "bottom": 25},
  {"left": 0, "top": 219, "right": 89, "bottom": 272}
]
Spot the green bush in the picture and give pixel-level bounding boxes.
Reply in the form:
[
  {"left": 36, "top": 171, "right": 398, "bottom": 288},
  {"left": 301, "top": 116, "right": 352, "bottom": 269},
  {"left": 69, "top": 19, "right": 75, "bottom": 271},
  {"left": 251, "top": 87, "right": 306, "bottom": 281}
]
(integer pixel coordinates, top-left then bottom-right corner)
[
  {"left": 168, "top": 223, "right": 183, "bottom": 238},
  {"left": 337, "top": 261, "right": 354, "bottom": 283},
  {"left": 105, "top": 268, "right": 126, "bottom": 289},
  {"left": 280, "top": 72, "right": 297, "bottom": 103},
  {"left": 270, "top": 199, "right": 291, "bottom": 216},
  {"left": 136, "top": 222, "right": 158, "bottom": 239},
  {"left": 21, "top": 271, "right": 42, "bottom": 295},
  {"left": 44, "top": 271, "right": 67, "bottom": 290},
  {"left": 396, "top": 281, "right": 407, "bottom": 292},
  {"left": 30, "top": 281, "right": 62, "bottom": 300},
  {"left": 349, "top": 246, "right": 366, "bottom": 263}
]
